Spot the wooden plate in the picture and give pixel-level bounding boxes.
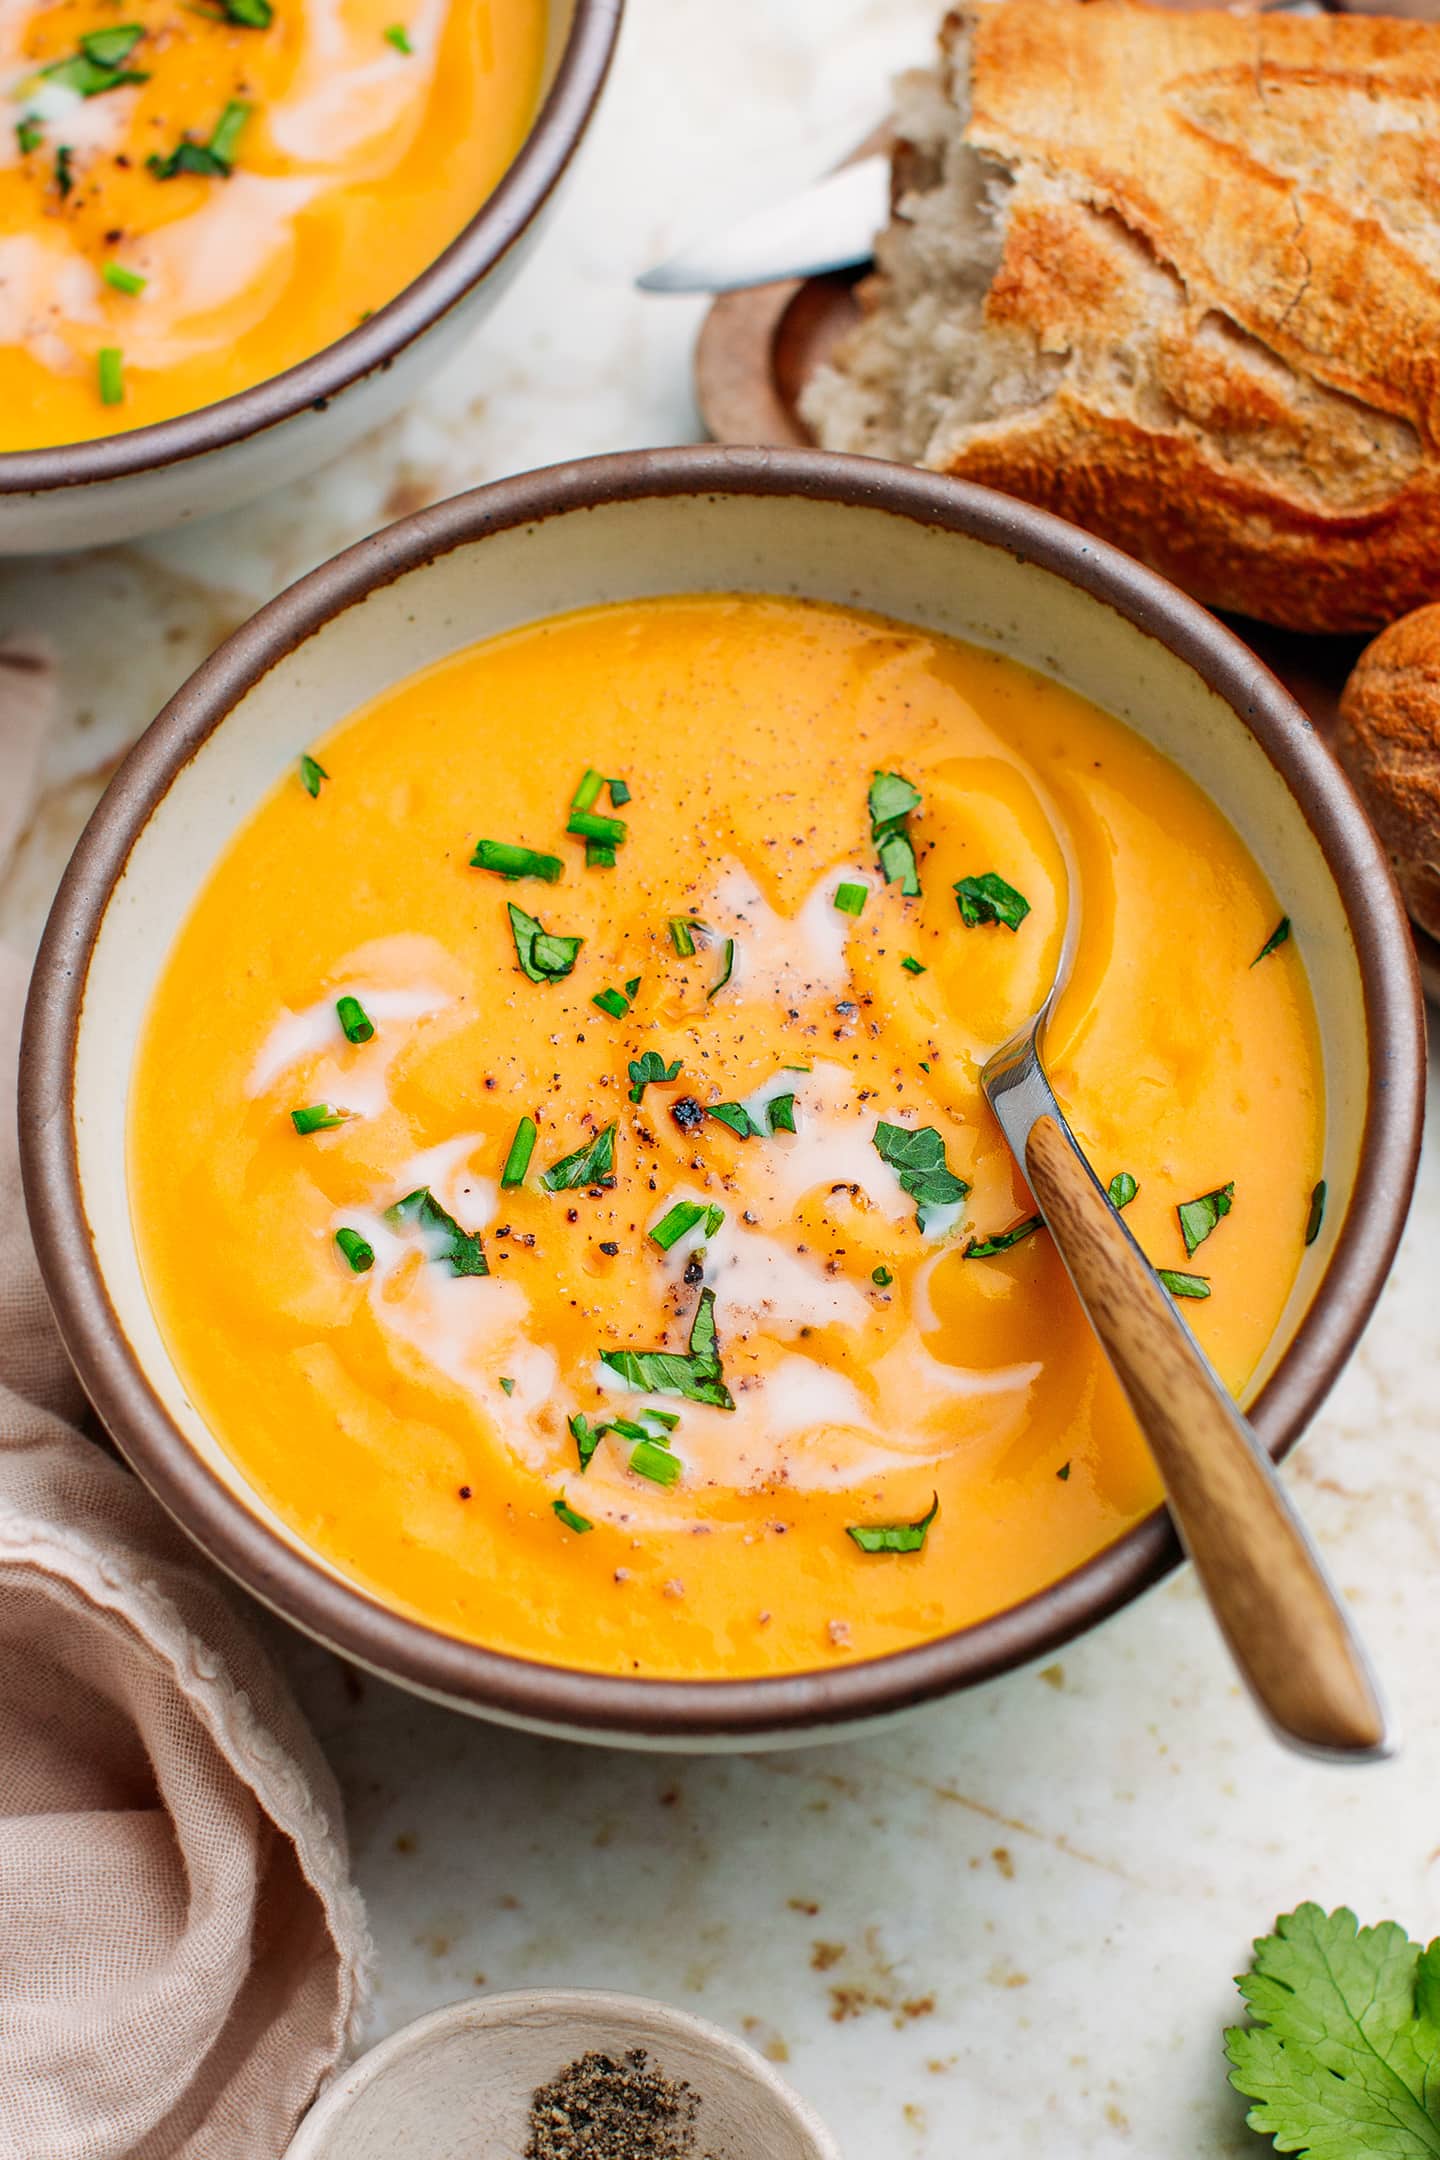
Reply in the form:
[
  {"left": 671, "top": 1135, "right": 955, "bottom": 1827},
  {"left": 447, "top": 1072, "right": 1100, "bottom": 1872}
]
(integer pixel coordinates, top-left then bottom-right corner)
[{"left": 695, "top": 263, "right": 1440, "bottom": 1005}]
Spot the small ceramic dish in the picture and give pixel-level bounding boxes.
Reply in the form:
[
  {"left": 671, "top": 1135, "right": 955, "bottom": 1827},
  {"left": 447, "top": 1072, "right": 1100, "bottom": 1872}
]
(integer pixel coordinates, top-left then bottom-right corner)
[
  {"left": 281, "top": 1990, "right": 842, "bottom": 2160},
  {"left": 19, "top": 446, "right": 1426, "bottom": 1748},
  {"left": 0, "top": 0, "right": 621, "bottom": 556}
]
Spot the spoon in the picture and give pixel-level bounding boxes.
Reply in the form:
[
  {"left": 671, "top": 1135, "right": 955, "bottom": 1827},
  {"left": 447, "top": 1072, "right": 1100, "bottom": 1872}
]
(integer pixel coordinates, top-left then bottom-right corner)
[{"left": 981, "top": 859, "right": 1391, "bottom": 1761}]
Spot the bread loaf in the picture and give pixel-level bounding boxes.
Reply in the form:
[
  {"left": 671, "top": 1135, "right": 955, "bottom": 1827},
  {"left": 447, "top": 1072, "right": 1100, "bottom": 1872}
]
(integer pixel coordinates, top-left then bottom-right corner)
[
  {"left": 1337, "top": 607, "right": 1440, "bottom": 939},
  {"left": 802, "top": 0, "right": 1440, "bottom": 634}
]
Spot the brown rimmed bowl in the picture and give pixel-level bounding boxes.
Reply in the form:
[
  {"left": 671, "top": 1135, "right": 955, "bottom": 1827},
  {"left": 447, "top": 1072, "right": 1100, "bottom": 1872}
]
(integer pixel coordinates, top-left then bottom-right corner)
[
  {"left": 0, "top": 0, "right": 621, "bottom": 555},
  {"left": 19, "top": 446, "right": 1427, "bottom": 1749}
]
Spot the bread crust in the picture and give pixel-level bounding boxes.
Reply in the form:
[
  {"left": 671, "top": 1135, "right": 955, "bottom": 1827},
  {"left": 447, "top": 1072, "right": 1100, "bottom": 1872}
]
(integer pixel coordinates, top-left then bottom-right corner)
[
  {"left": 815, "top": 0, "right": 1440, "bottom": 633},
  {"left": 1337, "top": 606, "right": 1440, "bottom": 937}
]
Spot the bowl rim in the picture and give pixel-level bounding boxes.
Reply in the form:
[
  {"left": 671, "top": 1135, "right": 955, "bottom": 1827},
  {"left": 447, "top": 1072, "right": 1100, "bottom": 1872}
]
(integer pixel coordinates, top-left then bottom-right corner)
[
  {"left": 19, "top": 444, "right": 1427, "bottom": 1741},
  {"left": 0, "top": 0, "right": 623, "bottom": 497},
  {"left": 281, "top": 1986, "right": 842, "bottom": 2158}
]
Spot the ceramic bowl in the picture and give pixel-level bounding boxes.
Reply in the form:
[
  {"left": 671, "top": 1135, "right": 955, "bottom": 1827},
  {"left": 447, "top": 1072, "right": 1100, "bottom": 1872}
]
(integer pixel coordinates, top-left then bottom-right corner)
[
  {"left": 20, "top": 446, "right": 1426, "bottom": 1748},
  {"left": 281, "top": 1991, "right": 842, "bottom": 2160},
  {"left": 0, "top": 0, "right": 621, "bottom": 555}
]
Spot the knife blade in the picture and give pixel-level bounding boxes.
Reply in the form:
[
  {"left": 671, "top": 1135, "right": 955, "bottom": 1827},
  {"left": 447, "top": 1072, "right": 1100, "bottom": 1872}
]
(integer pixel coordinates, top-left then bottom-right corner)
[{"left": 636, "top": 154, "right": 889, "bottom": 295}]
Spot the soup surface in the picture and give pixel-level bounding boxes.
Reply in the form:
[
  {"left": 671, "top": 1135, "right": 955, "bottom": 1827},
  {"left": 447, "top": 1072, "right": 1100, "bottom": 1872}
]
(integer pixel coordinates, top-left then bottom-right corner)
[
  {"left": 130, "top": 595, "right": 1325, "bottom": 1680},
  {"left": 0, "top": 0, "right": 546, "bottom": 447}
]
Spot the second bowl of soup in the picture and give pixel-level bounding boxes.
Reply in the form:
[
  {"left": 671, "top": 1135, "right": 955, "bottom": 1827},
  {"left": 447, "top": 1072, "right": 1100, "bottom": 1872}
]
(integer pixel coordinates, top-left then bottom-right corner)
[{"left": 21, "top": 447, "right": 1425, "bottom": 1743}]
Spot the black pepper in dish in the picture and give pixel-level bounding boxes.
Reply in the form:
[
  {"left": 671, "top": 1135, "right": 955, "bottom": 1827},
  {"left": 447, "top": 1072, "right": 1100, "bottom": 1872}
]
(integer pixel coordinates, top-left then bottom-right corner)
[
  {"left": 524, "top": 2048, "right": 703, "bottom": 2160},
  {"left": 669, "top": 1097, "right": 705, "bottom": 1134}
]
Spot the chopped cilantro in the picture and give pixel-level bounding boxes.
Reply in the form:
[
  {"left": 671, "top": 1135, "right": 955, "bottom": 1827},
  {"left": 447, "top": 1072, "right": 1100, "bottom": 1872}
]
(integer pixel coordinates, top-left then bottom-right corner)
[
  {"left": 608, "top": 777, "right": 631, "bottom": 807},
  {"left": 540, "top": 1123, "right": 616, "bottom": 1192},
  {"left": 868, "top": 771, "right": 922, "bottom": 897},
  {"left": 901, "top": 955, "right": 926, "bottom": 975},
  {"left": 552, "top": 1496, "right": 592, "bottom": 1534},
  {"left": 384, "top": 21, "right": 413, "bottom": 50},
  {"left": 628, "top": 1051, "right": 681, "bottom": 1104},
  {"left": 1252, "top": 916, "right": 1292, "bottom": 966},
  {"left": 708, "top": 1102, "right": 761, "bottom": 1139},
  {"left": 871, "top": 1122, "right": 969, "bottom": 1231},
  {"left": 963, "top": 1215, "right": 1044, "bottom": 1258},
  {"left": 1177, "top": 1181, "right": 1234, "bottom": 1257},
  {"left": 1158, "top": 1268, "right": 1210, "bottom": 1300},
  {"left": 600, "top": 1285, "right": 734, "bottom": 1409},
  {"left": 1305, "top": 1179, "right": 1327, "bottom": 1247},
  {"left": 954, "top": 873, "right": 1030, "bottom": 932},
  {"left": 507, "top": 902, "right": 582, "bottom": 982},
  {"left": 299, "top": 753, "right": 327, "bottom": 796},
  {"left": 386, "top": 1186, "right": 488, "bottom": 1276},
  {"left": 1107, "top": 1172, "right": 1138, "bottom": 1211},
  {"left": 767, "top": 1093, "right": 796, "bottom": 1135},
  {"left": 707, "top": 937, "right": 735, "bottom": 1000},
  {"left": 847, "top": 1492, "right": 938, "bottom": 1555}
]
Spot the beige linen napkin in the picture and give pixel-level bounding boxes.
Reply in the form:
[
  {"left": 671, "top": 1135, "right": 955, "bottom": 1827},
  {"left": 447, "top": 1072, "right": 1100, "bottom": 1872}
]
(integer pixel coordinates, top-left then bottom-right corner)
[{"left": 0, "top": 644, "right": 370, "bottom": 2160}]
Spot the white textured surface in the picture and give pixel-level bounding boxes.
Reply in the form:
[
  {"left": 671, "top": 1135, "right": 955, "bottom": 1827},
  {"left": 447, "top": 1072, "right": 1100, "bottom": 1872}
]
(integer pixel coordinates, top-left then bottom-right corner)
[{"left": 2, "top": 2, "right": 1437, "bottom": 2153}]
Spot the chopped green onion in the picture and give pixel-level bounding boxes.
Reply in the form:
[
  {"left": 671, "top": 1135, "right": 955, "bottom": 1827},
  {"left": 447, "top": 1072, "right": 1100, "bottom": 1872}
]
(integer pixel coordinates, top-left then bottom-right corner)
[
  {"left": 334, "top": 1227, "right": 374, "bottom": 1273},
  {"left": 508, "top": 902, "right": 582, "bottom": 982},
  {"left": 649, "top": 1200, "right": 707, "bottom": 1251},
  {"left": 552, "top": 1496, "right": 592, "bottom": 1534},
  {"left": 586, "top": 841, "right": 616, "bottom": 868},
  {"left": 219, "top": 0, "right": 273, "bottom": 26},
  {"left": 707, "top": 937, "right": 735, "bottom": 1000},
  {"left": 291, "top": 1102, "right": 355, "bottom": 1134},
  {"left": 901, "top": 955, "right": 926, "bottom": 975},
  {"left": 207, "top": 97, "right": 251, "bottom": 164},
  {"left": 501, "top": 1116, "right": 537, "bottom": 1188},
  {"left": 1107, "top": 1172, "right": 1138, "bottom": 1211},
  {"left": 97, "top": 348, "right": 124, "bottom": 407},
  {"left": 34, "top": 26, "right": 148, "bottom": 98},
  {"left": 782, "top": 1062, "right": 811, "bottom": 1073},
  {"left": 1177, "top": 1181, "right": 1234, "bottom": 1257},
  {"left": 954, "top": 873, "right": 1031, "bottom": 932},
  {"left": 299, "top": 753, "right": 327, "bottom": 797},
  {"left": 704, "top": 1205, "right": 724, "bottom": 1236},
  {"left": 541, "top": 1123, "right": 617, "bottom": 1192},
  {"left": 868, "top": 772, "right": 922, "bottom": 898},
  {"left": 102, "top": 261, "right": 147, "bottom": 296},
  {"left": 386, "top": 1187, "right": 488, "bottom": 1276},
  {"left": 834, "top": 882, "right": 867, "bottom": 917},
  {"left": 847, "top": 1492, "right": 938, "bottom": 1555},
  {"left": 1305, "top": 1179, "right": 1326, "bottom": 1247},
  {"left": 1057, "top": 1461, "right": 1071, "bottom": 1481},
  {"left": 54, "top": 145, "right": 74, "bottom": 198},
  {"left": 591, "top": 987, "right": 630, "bottom": 1020},
  {"left": 668, "top": 918, "right": 696, "bottom": 958},
  {"left": 708, "top": 1102, "right": 760, "bottom": 1139},
  {"left": 963, "top": 1215, "right": 1044, "bottom": 1259},
  {"left": 569, "top": 1412, "right": 603, "bottom": 1471},
  {"left": 335, "top": 994, "right": 373, "bottom": 1044},
  {"left": 608, "top": 777, "right": 631, "bottom": 807},
  {"left": 383, "top": 21, "right": 413, "bottom": 50},
  {"left": 629, "top": 1438, "right": 682, "bottom": 1488},
  {"left": 16, "top": 119, "right": 42, "bottom": 154},
  {"left": 871, "top": 1122, "right": 969, "bottom": 1230},
  {"left": 1158, "top": 1269, "right": 1211, "bottom": 1300},
  {"left": 470, "top": 838, "right": 563, "bottom": 883},
  {"left": 571, "top": 768, "right": 604, "bottom": 812},
  {"left": 600, "top": 1286, "right": 733, "bottom": 1409},
  {"left": 1252, "top": 916, "right": 1291, "bottom": 966},
  {"left": 567, "top": 808, "right": 627, "bottom": 847},
  {"left": 767, "top": 1093, "right": 796, "bottom": 1135},
  {"left": 628, "top": 1052, "right": 681, "bottom": 1104},
  {"left": 499, "top": 1376, "right": 516, "bottom": 1395},
  {"left": 624, "top": 975, "right": 641, "bottom": 998},
  {"left": 872, "top": 1265, "right": 893, "bottom": 1287}
]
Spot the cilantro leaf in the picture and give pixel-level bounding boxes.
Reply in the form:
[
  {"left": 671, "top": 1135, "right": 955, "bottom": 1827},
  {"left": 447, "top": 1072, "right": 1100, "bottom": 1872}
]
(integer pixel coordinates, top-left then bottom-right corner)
[
  {"left": 1225, "top": 1905, "right": 1440, "bottom": 2158},
  {"left": 963, "top": 1215, "right": 1044, "bottom": 1259},
  {"left": 628, "top": 1051, "right": 681, "bottom": 1104},
  {"left": 847, "top": 1492, "right": 938, "bottom": 1555},
  {"left": 871, "top": 1121, "right": 970, "bottom": 1231}
]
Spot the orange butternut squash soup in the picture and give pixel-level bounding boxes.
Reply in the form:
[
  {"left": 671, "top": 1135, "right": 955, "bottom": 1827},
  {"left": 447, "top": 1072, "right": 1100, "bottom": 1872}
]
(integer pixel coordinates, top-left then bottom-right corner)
[
  {"left": 129, "top": 596, "right": 1324, "bottom": 1679},
  {"left": 0, "top": 0, "right": 546, "bottom": 447}
]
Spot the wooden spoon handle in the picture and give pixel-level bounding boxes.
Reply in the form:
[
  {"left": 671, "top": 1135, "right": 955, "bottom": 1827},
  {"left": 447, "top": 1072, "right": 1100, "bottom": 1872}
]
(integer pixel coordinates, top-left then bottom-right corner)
[{"left": 1024, "top": 1114, "right": 1388, "bottom": 1758}]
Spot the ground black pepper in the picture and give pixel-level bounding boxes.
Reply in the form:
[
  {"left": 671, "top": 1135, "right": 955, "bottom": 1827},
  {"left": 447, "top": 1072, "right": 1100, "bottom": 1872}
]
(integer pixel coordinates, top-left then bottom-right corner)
[{"left": 524, "top": 2048, "right": 705, "bottom": 2160}]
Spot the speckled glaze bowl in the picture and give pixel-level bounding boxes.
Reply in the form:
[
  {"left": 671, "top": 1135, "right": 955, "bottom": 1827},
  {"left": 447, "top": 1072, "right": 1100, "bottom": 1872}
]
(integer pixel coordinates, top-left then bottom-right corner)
[
  {"left": 19, "top": 447, "right": 1427, "bottom": 1749},
  {"left": 0, "top": 0, "right": 621, "bottom": 555},
  {"left": 281, "top": 1991, "right": 842, "bottom": 2160}
]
